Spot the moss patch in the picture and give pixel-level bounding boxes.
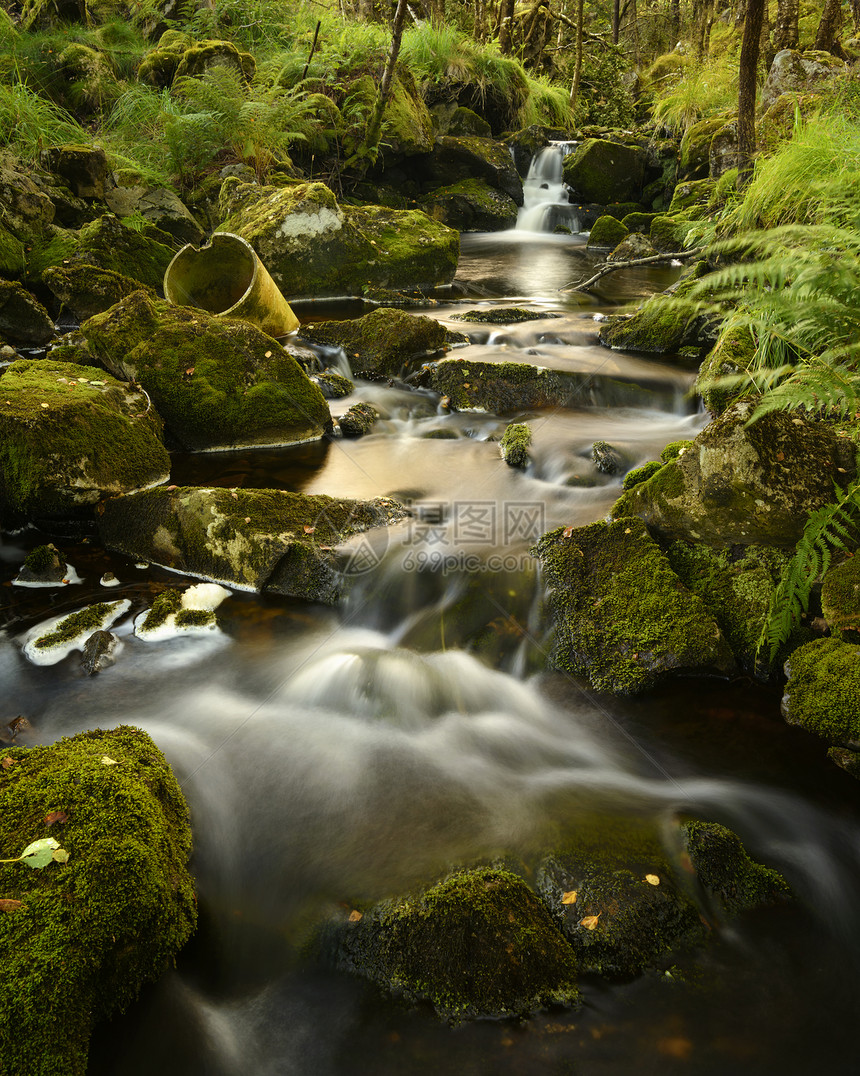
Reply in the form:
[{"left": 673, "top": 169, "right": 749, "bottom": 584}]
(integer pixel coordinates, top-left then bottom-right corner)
[
  {"left": 782, "top": 638, "right": 860, "bottom": 744},
  {"left": 682, "top": 820, "right": 790, "bottom": 916},
  {"left": 0, "top": 727, "right": 196, "bottom": 1076},
  {"left": 587, "top": 215, "right": 629, "bottom": 250},
  {"left": 500, "top": 422, "right": 531, "bottom": 468},
  {"left": 300, "top": 307, "right": 446, "bottom": 380}
]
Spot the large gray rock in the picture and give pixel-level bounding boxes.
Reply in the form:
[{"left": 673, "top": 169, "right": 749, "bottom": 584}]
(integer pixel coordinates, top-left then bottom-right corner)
[
  {"left": 760, "top": 49, "right": 846, "bottom": 112},
  {"left": 81, "top": 290, "right": 332, "bottom": 451},
  {"left": 97, "top": 486, "right": 408, "bottom": 603},
  {"left": 612, "top": 400, "right": 857, "bottom": 546},
  {"left": 105, "top": 185, "right": 205, "bottom": 245},
  {"left": 218, "top": 181, "right": 459, "bottom": 299},
  {"left": 0, "top": 358, "right": 170, "bottom": 521}
]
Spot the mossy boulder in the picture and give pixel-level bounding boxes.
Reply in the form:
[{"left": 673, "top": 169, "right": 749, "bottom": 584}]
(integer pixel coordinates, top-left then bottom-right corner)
[
  {"left": 608, "top": 232, "right": 658, "bottom": 261},
  {"left": 612, "top": 400, "right": 856, "bottom": 547},
  {"left": 709, "top": 120, "right": 739, "bottom": 178},
  {"left": 371, "top": 73, "right": 434, "bottom": 162},
  {"left": 333, "top": 867, "right": 580, "bottom": 1022},
  {"left": 586, "top": 215, "right": 629, "bottom": 250},
  {"left": 500, "top": 422, "right": 531, "bottom": 468},
  {"left": 668, "top": 178, "right": 717, "bottom": 219},
  {"left": 679, "top": 113, "right": 735, "bottom": 179},
  {"left": 136, "top": 29, "right": 190, "bottom": 87},
  {"left": 622, "top": 460, "right": 662, "bottom": 490},
  {"left": 531, "top": 516, "right": 735, "bottom": 694},
  {"left": 446, "top": 106, "right": 492, "bottom": 138},
  {"left": 821, "top": 556, "right": 860, "bottom": 641},
  {"left": 81, "top": 291, "right": 331, "bottom": 451},
  {"left": 0, "top": 726, "right": 196, "bottom": 1076},
  {"left": 299, "top": 307, "right": 446, "bottom": 380},
  {"left": 598, "top": 293, "right": 695, "bottom": 356},
  {"left": 55, "top": 44, "right": 120, "bottom": 115},
  {"left": 218, "top": 181, "right": 459, "bottom": 299},
  {"left": 621, "top": 211, "right": 658, "bottom": 234},
  {"left": 563, "top": 139, "right": 646, "bottom": 204},
  {"left": 427, "top": 136, "right": 524, "bottom": 206},
  {"left": 97, "top": 485, "right": 408, "bottom": 604},
  {"left": 649, "top": 214, "right": 691, "bottom": 253},
  {"left": 760, "top": 48, "right": 846, "bottom": 113},
  {"left": 38, "top": 145, "right": 111, "bottom": 201},
  {"left": 338, "top": 401, "right": 378, "bottom": 437},
  {"left": 696, "top": 325, "right": 756, "bottom": 414},
  {"left": 421, "top": 178, "right": 519, "bottom": 232},
  {"left": 0, "top": 220, "right": 26, "bottom": 279},
  {"left": 69, "top": 214, "right": 176, "bottom": 291},
  {"left": 0, "top": 358, "right": 170, "bottom": 522},
  {"left": 43, "top": 264, "right": 155, "bottom": 321},
  {"left": 105, "top": 185, "right": 205, "bottom": 245},
  {"left": 174, "top": 38, "right": 256, "bottom": 82},
  {"left": 0, "top": 280, "right": 55, "bottom": 345},
  {"left": 782, "top": 638, "right": 860, "bottom": 745},
  {"left": 682, "top": 820, "right": 791, "bottom": 916},
  {"left": 758, "top": 91, "right": 822, "bottom": 154}
]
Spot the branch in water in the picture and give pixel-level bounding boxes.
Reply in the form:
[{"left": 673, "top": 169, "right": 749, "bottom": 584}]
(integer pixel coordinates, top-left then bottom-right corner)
[{"left": 561, "top": 249, "right": 703, "bottom": 293}]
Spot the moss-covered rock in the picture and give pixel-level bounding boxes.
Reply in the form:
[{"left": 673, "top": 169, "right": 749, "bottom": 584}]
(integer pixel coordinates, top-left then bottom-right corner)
[
  {"left": 38, "top": 145, "right": 111, "bottom": 201},
  {"left": 679, "top": 113, "right": 735, "bottom": 179},
  {"left": 586, "top": 215, "right": 629, "bottom": 250},
  {"left": 105, "top": 185, "right": 205, "bottom": 246},
  {"left": 449, "top": 307, "right": 561, "bottom": 325},
  {"left": 622, "top": 460, "right": 662, "bottom": 490},
  {"left": 681, "top": 820, "right": 791, "bottom": 916},
  {"left": 299, "top": 307, "right": 446, "bottom": 380},
  {"left": 43, "top": 264, "right": 155, "bottom": 321},
  {"left": 70, "top": 214, "right": 176, "bottom": 291},
  {"left": 174, "top": 38, "right": 256, "bottom": 82},
  {"left": 821, "top": 556, "right": 860, "bottom": 641},
  {"left": 333, "top": 867, "right": 580, "bottom": 1023},
  {"left": 16, "top": 543, "right": 65, "bottom": 585},
  {"left": 0, "top": 220, "right": 26, "bottom": 279},
  {"left": 782, "top": 637, "right": 860, "bottom": 744},
  {"left": 421, "top": 178, "right": 519, "bottom": 232},
  {"left": 608, "top": 232, "right": 658, "bottom": 261},
  {"left": 218, "top": 181, "right": 459, "bottom": 299},
  {"left": 81, "top": 291, "right": 331, "bottom": 451},
  {"left": 621, "top": 211, "right": 659, "bottom": 234},
  {"left": 649, "top": 213, "right": 691, "bottom": 253},
  {"left": 563, "top": 139, "right": 646, "bottom": 204},
  {"left": 612, "top": 400, "right": 856, "bottom": 547},
  {"left": 0, "top": 358, "right": 170, "bottom": 522},
  {"left": 696, "top": 325, "right": 756, "bottom": 414},
  {"left": 97, "top": 485, "right": 408, "bottom": 604},
  {"left": 759, "top": 48, "right": 846, "bottom": 113},
  {"left": 313, "top": 370, "right": 354, "bottom": 399},
  {"left": 758, "top": 91, "right": 822, "bottom": 154},
  {"left": 827, "top": 746, "right": 860, "bottom": 779},
  {"left": 427, "top": 136, "right": 524, "bottom": 206},
  {"left": 0, "top": 280, "right": 55, "bottom": 345},
  {"left": 0, "top": 726, "right": 196, "bottom": 1076},
  {"left": 531, "top": 516, "right": 735, "bottom": 694},
  {"left": 136, "top": 28, "right": 191, "bottom": 88},
  {"left": 667, "top": 178, "right": 716, "bottom": 219},
  {"left": 598, "top": 293, "right": 695, "bottom": 356},
  {"left": 500, "top": 422, "right": 531, "bottom": 468},
  {"left": 338, "top": 401, "right": 378, "bottom": 438}
]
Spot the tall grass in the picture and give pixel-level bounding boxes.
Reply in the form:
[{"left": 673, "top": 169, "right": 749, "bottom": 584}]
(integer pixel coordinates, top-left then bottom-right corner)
[
  {"left": 0, "top": 80, "right": 90, "bottom": 160},
  {"left": 652, "top": 55, "right": 739, "bottom": 133}
]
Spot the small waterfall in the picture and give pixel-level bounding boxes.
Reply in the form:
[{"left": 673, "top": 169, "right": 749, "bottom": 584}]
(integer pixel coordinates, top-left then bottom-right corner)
[{"left": 516, "top": 142, "right": 581, "bottom": 234}]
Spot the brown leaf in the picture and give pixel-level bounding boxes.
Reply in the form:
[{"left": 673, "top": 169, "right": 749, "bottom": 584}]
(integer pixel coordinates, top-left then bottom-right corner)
[
  {"left": 775, "top": 451, "right": 785, "bottom": 461},
  {"left": 348, "top": 910, "right": 363, "bottom": 922},
  {"left": 562, "top": 525, "right": 574, "bottom": 538},
  {"left": 580, "top": 914, "right": 601, "bottom": 930},
  {"left": 303, "top": 525, "right": 315, "bottom": 534},
  {"left": 0, "top": 899, "right": 24, "bottom": 913},
  {"left": 44, "top": 810, "right": 68, "bottom": 826},
  {"left": 185, "top": 367, "right": 195, "bottom": 376},
  {"left": 561, "top": 890, "right": 577, "bottom": 905},
  {"left": 1, "top": 757, "right": 13, "bottom": 769}
]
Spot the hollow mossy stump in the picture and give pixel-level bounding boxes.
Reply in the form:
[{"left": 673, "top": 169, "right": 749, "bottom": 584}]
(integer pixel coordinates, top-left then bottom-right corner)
[
  {"left": 612, "top": 400, "right": 857, "bottom": 547},
  {"left": 97, "top": 485, "right": 408, "bottom": 604},
  {"left": 299, "top": 308, "right": 446, "bottom": 380},
  {"left": 218, "top": 181, "right": 459, "bottom": 299},
  {"left": 335, "top": 867, "right": 580, "bottom": 1023},
  {"left": 81, "top": 291, "right": 331, "bottom": 451},
  {"left": 682, "top": 821, "right": 790, "bottom": 917},
  {"left": 0, "top": 726, "right": 196, "bottom": 1076},
  {"left": 531, "top": 516, "right": 735, "bottom": 694},
  {"left": 781, "top": 638, "right": 860, "bottom": 746},
  {"left": 0, "top": 358, "right": 170, "bottom": 523}
]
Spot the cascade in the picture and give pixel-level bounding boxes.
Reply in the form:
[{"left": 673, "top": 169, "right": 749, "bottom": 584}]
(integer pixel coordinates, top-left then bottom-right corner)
[{"left": 516, "top": 142, "right": 581, "bottom": 233}]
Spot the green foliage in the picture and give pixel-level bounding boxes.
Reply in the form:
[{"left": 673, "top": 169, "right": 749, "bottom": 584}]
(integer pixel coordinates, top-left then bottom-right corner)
[
  {"left": 757, "top": 480, "right": 860, "bottom": 662},
  {"left": 652, "top": 55, "right": 739, "bottom": 134},
  {"left": 0, "top": 79, "right": 89, "bottom": 160},
  {"left": 0, "top": 837, "right": 69, "bottom": 868}
]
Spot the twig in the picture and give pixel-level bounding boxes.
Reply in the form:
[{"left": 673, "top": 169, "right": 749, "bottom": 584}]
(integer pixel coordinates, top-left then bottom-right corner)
[
  {"left": 560, "top": 248, "right": 703, "bottom": 292},
  {"left": 301, "top": 20, "right": 322, "bottom": 82}
]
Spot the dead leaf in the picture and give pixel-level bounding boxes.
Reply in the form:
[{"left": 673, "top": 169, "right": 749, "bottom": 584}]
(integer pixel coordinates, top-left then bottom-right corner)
[
  {"left": 348, "top": 910, "right": 363, "bottom": 922},
  {"left": 657, "top": 1037, "right": 693, "bottom": 1060},
  {"left": 44, "top": 810, "right": 68, "bottom": 826},
  {"left": 185, "top": 367, "right": 195, "bottom": 376},
  {"left": 244, "top": 517, "right": 251, "bottom": 523},
  {"left": 580, "top": 913, "right": 601, "bottom": 930},
  {"left": 100, "top": 756, "right": 118, "bottom": 766},
  {"left": 645, "top": 873, "right": 660, "bottom": 886},
  {"left": 0, "top": 899, "right": 23, "bottom": 912},
  {"left": 264, "top": 350, "right": 272, "bottom": 358},
  {"left": 562, "top": 525, "right": 574, "bottom": 538},
  {"left": 303, "top": 525, "right": 315, "bottom": 534},
  {"left": 561, "top": 890, "right": 577, "bottom": 905},
  {"left": 231, "top": 491, "right": 238, "bottom": 499},
  {"left": 1, "top": 757, "right": 13, "bottom": 769},
  {"left": 40, "top": 402, "right": 49, "bottom": 409}
]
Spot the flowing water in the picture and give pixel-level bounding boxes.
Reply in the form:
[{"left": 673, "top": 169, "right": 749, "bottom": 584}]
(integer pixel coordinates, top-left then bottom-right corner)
[{"left": 3, "top": 220, "right": 860, "bottom": 1076}]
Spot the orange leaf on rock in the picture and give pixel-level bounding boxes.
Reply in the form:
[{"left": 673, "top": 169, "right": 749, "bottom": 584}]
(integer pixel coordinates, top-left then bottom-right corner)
[
  {"left": 0, "top": 899, "right": 24, "bottom": 912},
  {"left": 580, "top": 914, "right": 601, "bottom": 930},
  {"left": 1, "top": 757, "right": 13, "bottom": 769},
  {"left": 644, "top": 873, "right": 660, "bottom": 886},
  {"left": 561, "top": 890, "right": 578, "bottom": 905},
  {"left": 303, "top": 525, "right": 315, "bottom": 534},
  {"left": 44, "top": 810, "right": 68, "bottom": 826},
  {"left": 348, "top": 910, "right": 363, "bottom": 922}
]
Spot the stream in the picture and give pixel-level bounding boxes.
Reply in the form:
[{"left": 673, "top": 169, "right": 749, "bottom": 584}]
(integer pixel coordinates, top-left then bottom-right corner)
[{"left": 3, "top": 169, "right": 860, "bottom": 1074}]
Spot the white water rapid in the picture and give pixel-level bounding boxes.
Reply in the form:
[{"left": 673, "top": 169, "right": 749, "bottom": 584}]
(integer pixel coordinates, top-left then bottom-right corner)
[{"left": 516, "top": 142, "right": 581, "bottom": 233}]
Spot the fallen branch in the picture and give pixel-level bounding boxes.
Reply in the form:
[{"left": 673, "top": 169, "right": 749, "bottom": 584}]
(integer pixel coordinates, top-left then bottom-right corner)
[{"left": 560, "top": 248, "right": 703, "bottom": 292}]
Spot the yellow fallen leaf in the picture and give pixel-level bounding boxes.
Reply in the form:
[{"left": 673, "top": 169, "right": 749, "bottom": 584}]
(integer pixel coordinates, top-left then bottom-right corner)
[
  {"left": 348, "top": 910, "right": 363, "bottom": 922},
  {"left": 580, "top": 913, "right": 601, "bottom": 930},
  {"left": 645, "top": 873, "right": 660, "bottom": 886},
  {"left": 561, "top": 890, "right": 578, "bottom": 905},
  {"left": 100, "top": 756, "right": 118, "bottom": 766}
]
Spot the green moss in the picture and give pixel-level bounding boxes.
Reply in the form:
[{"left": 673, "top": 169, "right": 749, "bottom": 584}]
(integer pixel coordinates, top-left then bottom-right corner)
[
  {"left": 531, "top": 516, "right": 735, "bottom": 694},
  {"left": 449, "top": 307, "right": 559, "bottom": 324},
  {"left": 174, "top": 608, "right": 215, "bottom": 628},
  {"left": 0, "top": 727, "right": 196, "bottom": 1076},
  {"left": 827, "top": 746, "right": 860, "bottom": 779},
  {"left": 314, "top": 370, "right": 354, "bottom": 399},
  {"left": 500, "top": 422, "right": 531, "bottom": 468},
  {"left": 622, "top": 460, "right": 662, "bottom": 490},
  {"left": 660, "top": 440, "right": 693, "bottom": 462},
  {"left": 562, "top": 139, "right": 646, "bottom": 203},
  {"left": 421, "top": 179, "right": 518, "bottom": 232},
  {"left": 300, "top": 307, "right": 446, "bottom": 380},
  {"left": 43, "top": 264, "right": 155, "bottom": 321},
  {"left": 337, "top": 867, "right": 580, "bottom": 1022},
  {"left": 696, "top": 325, "right": 756, "bottom": 414},
  {"left": 0, "top": 221, "right": 26, "bottom": 279},
  {"left": 140, "top": 589, "right": 183, "bottom": 632},
  {"left": 598, "top": 294, "right": 694, "bottom": 355},
  {"left": 783, "top": 637, "right": 860, "bottom": 744},
  {"left": 679, "top": 113, "right": 734, "bottom": 177},
  {"left": 73, "top": 215, "right": 176, "bottom": 291},
  {"left": 174, "top": 39, "right": 256, "bottom": 83},
  {"left": 668, "top": 179, "right": 717, "bottom": 219},
  {"left": 33, "top": 601, "right": 123, "bottom": 650},
  {"left": 649, "top": 214, "right": 690, "bottom": 253},
  {"left": 820, "top": 556, "right": 860, "bottom": 641},
  {"left": 338, "top": 401, "right": 378, "bottom": 437},
  {"left": 586, "top": 215, "right": 629, "bottom": 249},
  {"left": 620, "top": 212, "right": 658, "bottom": 234},
  {"left": 682, "top": 820, "right": 790, "bottom": 916},
  {"left": 22, "top": 544, "right": 60, "bottom": 574}
]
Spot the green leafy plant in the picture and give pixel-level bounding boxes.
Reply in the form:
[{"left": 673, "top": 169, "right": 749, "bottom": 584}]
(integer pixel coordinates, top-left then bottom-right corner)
[
  {"left": 651, "top": 54, "right": 739, "bottom": 134},
  {"left": 0, "top": 837, "right": 69, "bottom": 868}
]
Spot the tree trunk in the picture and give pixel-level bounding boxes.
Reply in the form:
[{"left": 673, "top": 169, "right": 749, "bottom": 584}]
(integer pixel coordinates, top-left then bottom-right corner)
[
  {"left": 612, "top": 0, "right": 621, "bottom": 44},
  {"left": 737, "top": 0, "right": 765, "bottom": 185},
  {"left": 814, "top": 0, "right": 845, "bottom": 54},
  {"left": 475, "top": 0, "right": 488, "bottom": 41},
  {"left": 498, "top": 0, "right": 516, "bottom": 53},
  {"left": 773, "top": 0, "right": 799, "bottom": 50},
  {"left": 569, "top": 0, "right": 584, "bottom": 111},
  {"left": 357, "top": 0, "right": 409, "bottom": 167}
]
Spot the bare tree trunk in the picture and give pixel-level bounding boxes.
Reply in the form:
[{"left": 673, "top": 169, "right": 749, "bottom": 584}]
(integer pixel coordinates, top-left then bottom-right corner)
[
  {"left": 737, "top": 0, "right": 765, "bottom": 185},
  {"left": 475, "top": 0, "right": 488, "bottom": 41},
  {"left": 612, "top": 0, "right": 620, "bottom": 43},
  {"left": 814, "top": 0, "right": 845, "bottom": 53},
  {"left": 853, "top": 0, "right": 860, "bottom": 34},
  {"left": 773, "top": 0, "right": 799, "bottom": 50},
  {"left": 569, "top": 0, "right": 584, "bottom": 111},
  {"left": 357, "top": 0, "right": 409, "bottom": 166},
  {"left": 498, "top": 0, "right": 515, "bottom": 53}
]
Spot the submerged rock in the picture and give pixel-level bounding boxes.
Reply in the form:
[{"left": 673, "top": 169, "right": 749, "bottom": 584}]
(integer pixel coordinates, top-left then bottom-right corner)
[
  {"left": 332, "top": 867, "right": 580, "bottom": 1023},
  {"left": 313, "top": 370, "right": 354, "bottom": 399},
  {"left": 449, "top": 307, "right": 562, "bottom": 325},
  {"left": 300, "top": 307, "right": 446, "bottom": 380},
  {"left": 79, "top": 629, "right": 120, "bottom": 676},
  {"left": 22, "top": 600, "right": 131, "bottom": 666},
  {"left": 590, "top": 439, "right": 623, "bottom": 475},
  {"left": 0, "top": 358, "right": 170, "bottom": 523},
  {"left": 97, "top": 486, "right": 408, "bottom": 604},
  {"left": 81, "top": 291, "right": 331, "bottom": 451},
  {"left": 0, "top": 727, "right": 196, "bottom": 1076},
  {"left": 135, "top": 583, "right": 231, "bottom": 640},
  {"left": 532, "top": 516, "right": 735, "bottom": 694},
  {"left": 612, "top": 400, "right": 856, "bottom": 547}
]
